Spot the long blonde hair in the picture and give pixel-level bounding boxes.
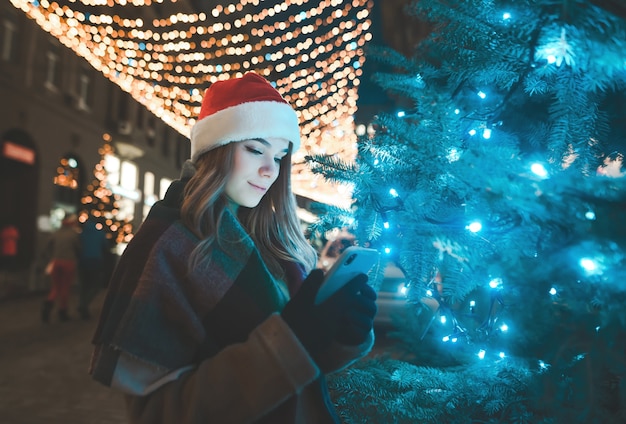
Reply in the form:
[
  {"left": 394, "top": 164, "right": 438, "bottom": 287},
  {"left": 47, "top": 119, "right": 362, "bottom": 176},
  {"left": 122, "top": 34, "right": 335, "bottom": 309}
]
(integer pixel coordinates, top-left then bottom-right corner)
[{"left": 180, "top": 142, "right": 317, "bottom": 280}]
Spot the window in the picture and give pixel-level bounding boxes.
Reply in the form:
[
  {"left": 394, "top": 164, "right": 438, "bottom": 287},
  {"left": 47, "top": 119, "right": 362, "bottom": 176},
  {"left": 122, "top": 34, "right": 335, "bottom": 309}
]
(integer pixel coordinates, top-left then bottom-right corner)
[
  {"left": 44, "top": 44, "right": 61, "bottom": 90},
  {"left": 142, "top": 171, "right": 156, "bottom": 220},
  {"left": 105, "top": 157, "right": 139, "bottom": 222},
  {"left": 120, "top": 161, "right": 138, "bottom": 192},
  {"left": 51, "top": 154, "right": 82, "bottom": 228},
  {"left": 53, "top": 156, "right": 80, "bottom": 189},
  {"left": 1, "top": 19, "right": 17, "bottom": 62},
  {"left": 161, "top": 127, "right": 170, "bottom": 157},
  {"left": 104, "top": 154, "right": 120, "bottom": 186},
  {"left": 160, "top": 178, "right": 172, "bottom": 200},
  {"left": 146, "top": 118, "right": 156, "bottom": 146},
  {"left": 77, "top": 70, "right": 92, "bottom": 110}
]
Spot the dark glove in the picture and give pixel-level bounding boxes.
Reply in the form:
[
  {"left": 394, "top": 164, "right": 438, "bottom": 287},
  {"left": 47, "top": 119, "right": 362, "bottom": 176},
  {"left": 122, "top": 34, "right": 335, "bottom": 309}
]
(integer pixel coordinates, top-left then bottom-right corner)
[{"left": 281, "top": 269, "right": 377, "bottom": 354}]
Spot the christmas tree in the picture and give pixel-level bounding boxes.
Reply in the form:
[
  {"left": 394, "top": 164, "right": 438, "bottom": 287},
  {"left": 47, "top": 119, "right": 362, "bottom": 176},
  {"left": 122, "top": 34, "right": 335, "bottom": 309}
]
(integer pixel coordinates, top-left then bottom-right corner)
[
  {"left": 79, "top": 139, "right": 133, "bottom": 246},
  {"left": 308, "top": 0, "right": 626, "bottom": 422}
]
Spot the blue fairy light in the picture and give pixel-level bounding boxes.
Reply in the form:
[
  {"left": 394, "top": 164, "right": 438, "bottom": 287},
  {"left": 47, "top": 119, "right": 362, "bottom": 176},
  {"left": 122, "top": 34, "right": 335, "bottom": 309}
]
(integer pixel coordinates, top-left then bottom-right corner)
[
  {"left": 489, "top": 278, "right": 503, "bottom": 289},
  {"left": 531, "top": 163, "right": 549, "bottom": 179},
  {"left": 467, "top": 221, "right": 482, "bottom": 233},
  {"left": 477, "top": 91, "right": 486, "bottom": 99},
  {"left": 389, "top": 188, "right": 399, "bottom": 198},
  {"left": 502, "top": 12, "right": 511, "bottom": 20},
  {"left": 477, "top": 349, "right": 486, "bottom": 359},
  {"left": 469, "top": 129, "right": 477, "bottom": 136},
  {"left": 579, "top": 257, "right": 597, "bottom": 272},
  {"left": 549, "top": 287, "right": 557, "bottom": 295},
  {"left": 585, "top": 210, "right": 596, "bottom": 220},
  {"left": 397, "top": 111, "right": 405, "bottom": 118},
  {"left": 482, "top": 128, "right": 492, "bottom": 139}
]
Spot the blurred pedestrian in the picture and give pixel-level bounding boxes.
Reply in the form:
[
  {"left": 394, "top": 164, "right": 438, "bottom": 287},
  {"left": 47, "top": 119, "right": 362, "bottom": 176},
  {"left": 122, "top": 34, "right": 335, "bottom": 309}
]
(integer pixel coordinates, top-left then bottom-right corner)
[
  {"left": 77, "top": 216, "right": 110, "bottom": 320},
  {"left": 0, "top": 223, "right": 20, "bottom": 271},
  {"left": 42, "top": 213, "right": 80, "bottom": 323}
]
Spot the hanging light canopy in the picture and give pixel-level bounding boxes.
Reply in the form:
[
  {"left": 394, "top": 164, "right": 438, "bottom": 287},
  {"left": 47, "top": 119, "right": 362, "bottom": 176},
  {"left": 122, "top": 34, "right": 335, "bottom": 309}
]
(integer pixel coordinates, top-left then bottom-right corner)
[{"left": 11, "top": 0, "right": 373, "bottom": 207}]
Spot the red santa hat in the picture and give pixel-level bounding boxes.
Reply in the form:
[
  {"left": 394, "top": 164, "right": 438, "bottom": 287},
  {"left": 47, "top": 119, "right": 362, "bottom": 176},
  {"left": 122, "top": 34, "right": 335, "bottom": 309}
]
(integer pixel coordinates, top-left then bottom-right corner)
[{"left": 190, "top": 72, "right": 301, "bottom": 162}]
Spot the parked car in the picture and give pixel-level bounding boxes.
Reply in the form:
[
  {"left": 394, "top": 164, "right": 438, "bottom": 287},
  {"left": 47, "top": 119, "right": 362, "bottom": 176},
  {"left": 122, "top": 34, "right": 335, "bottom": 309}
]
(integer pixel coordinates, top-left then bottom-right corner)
[
  {"left": 374, "top": 263, "right": 409, "bottom": 328},
  {"left": 317, "top": 234, "right": 408, "bottom": 328}
]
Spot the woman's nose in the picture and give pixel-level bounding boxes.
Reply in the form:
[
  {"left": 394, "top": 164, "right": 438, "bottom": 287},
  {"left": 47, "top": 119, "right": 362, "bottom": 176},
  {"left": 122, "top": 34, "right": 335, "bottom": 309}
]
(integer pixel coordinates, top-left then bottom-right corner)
[{"left": 260, "top": 159, "right": 278, "bottom": 177}]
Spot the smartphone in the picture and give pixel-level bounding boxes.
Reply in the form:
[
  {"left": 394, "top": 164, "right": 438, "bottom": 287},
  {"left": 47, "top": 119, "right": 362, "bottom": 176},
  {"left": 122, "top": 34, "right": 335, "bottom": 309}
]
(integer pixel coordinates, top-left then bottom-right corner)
[{"left": 315, "top": 246, "right": 380, "bottom": 304}]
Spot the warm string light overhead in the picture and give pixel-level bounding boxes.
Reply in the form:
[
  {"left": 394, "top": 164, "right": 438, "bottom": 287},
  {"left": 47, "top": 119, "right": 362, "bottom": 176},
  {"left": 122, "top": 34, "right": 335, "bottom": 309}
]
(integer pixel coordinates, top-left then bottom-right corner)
[{"left": 11, "top": 0, "right": 373, "bottom": 207}]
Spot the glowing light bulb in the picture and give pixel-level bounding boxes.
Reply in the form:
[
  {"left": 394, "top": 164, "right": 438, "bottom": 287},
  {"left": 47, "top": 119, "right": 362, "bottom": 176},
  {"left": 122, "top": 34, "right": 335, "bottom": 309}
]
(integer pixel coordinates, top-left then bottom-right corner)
[
  {"left": 477, "top": 91, "right": 486, "bottom": 99},
  {"left": 389, "top": 188, "right": 399, "bottom": 198},
  {"left": 549, "top": 287, "right": 557, "bottom": 295},
  {"left": 442, "top": 336, "right": 450, "bottom": 342},
  {"left": 384, "top": 247, "right": 391, "bottom": 254},
  {"left": 499, "top": 351, "right": 506, "bottom": 358},
  {"left": 489, "top": 278, "right": 503, "bottom": 289},
  {"left": 580, "top": 257, "right": 597, "bottom": 272},
  {"left": 531, "top": 163, "right": 548, "bottom": 178},
  {"left": 482, "top": 128, "right": 492, "bottom": 139},
  {"left": 500, "top": 323, "right": 508, "bottom": 332},
  {"left": 467, "top": 221, "right": 482, "bottom": 233},
  {"left": 454, "top": 108, "right": 460, "bottom": 114},
  {"left": 477, "top": 349, "right": 486, "bottom": 359},
  {"left": 440, "top": 315, "right": 447, "bottom": 324},
  {"left": 383, "top": 221, "right": 390, "bottom": 229},
  {"left": 397, "top": 111, "right": 405, "bottom": 118},
  {"left": 585, "top": 211, "right": 596, "bottom": 220},
  {"left": 503, "top": 12, "right": 511, "bottom": 20},
  {"left": 469, "top": 129, "right": 477, "bottom": 136},
  {"left": 426, "top": 289, "right": 433, "bottom": 297}
]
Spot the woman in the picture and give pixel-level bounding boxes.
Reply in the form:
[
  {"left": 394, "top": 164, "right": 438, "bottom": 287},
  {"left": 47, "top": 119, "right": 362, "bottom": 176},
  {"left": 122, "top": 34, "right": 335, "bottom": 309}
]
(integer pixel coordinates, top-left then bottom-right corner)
[{"left": 90, "top": 72, "right": 377, "bottom": 423}]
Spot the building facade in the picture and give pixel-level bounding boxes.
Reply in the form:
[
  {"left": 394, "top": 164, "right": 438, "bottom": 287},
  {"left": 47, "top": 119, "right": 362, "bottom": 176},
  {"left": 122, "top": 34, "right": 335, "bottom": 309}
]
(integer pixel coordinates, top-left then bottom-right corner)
[{"left": 0, "top": 3, "right": 189, "bottom": 297}]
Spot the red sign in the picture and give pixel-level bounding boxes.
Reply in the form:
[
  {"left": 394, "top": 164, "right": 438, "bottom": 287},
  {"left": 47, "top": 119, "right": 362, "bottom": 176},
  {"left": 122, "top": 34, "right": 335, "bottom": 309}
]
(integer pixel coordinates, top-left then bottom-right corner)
[{"left": 2, "top": 141, "right": 35, "bottom": 165}]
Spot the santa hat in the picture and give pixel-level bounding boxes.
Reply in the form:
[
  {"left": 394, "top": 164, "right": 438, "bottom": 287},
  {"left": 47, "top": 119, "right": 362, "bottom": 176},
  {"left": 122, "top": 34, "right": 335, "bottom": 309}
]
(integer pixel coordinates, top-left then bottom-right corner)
[{"left": 190, "top": 72, "right": 301, "bottom": 162}]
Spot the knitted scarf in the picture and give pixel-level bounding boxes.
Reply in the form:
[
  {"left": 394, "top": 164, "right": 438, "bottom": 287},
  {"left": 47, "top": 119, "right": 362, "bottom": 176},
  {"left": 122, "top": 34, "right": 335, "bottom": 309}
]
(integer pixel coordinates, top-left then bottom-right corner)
[{"left": 91, "top": 206, "right": 290, "bottom": 379}]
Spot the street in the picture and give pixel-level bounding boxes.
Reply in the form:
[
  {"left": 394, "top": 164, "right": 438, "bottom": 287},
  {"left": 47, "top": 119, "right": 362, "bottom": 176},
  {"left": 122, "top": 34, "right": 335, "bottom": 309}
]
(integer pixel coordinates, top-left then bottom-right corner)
[
  {"left": 0, "top": 292, "right": 125, "bottom": 424},
  {"left": 0, "top": 289, "right": 402, "bottom": 423}
]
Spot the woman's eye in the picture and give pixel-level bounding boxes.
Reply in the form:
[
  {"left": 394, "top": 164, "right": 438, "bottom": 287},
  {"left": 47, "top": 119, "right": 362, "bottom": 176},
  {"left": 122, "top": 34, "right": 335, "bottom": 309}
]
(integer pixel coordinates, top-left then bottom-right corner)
[
  {"left": 274, "top": 157, "right": 283, "bottom": 164},
  {"left": 245, "top": 146, "right": 262, "bottom": 155}
]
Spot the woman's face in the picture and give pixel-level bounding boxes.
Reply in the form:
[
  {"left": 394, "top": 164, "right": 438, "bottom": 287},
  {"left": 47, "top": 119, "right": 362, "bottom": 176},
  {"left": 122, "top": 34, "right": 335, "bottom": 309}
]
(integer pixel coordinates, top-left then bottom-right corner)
[{"left": 224, "top": 137, "right": 290, "bottom": 209}]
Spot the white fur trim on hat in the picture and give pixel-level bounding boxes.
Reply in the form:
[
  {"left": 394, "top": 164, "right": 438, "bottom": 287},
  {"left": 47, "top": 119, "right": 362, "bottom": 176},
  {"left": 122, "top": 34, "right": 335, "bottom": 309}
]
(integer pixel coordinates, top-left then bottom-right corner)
[{"left": 190, "top": 100, "right": 301, "bottom": 162}]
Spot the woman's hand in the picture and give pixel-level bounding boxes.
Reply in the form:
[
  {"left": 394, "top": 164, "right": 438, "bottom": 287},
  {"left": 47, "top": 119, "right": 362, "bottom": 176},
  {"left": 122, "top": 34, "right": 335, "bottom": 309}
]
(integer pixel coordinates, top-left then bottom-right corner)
[{"left": 281, "top": 269, "right": 377, "bottom": 354}]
